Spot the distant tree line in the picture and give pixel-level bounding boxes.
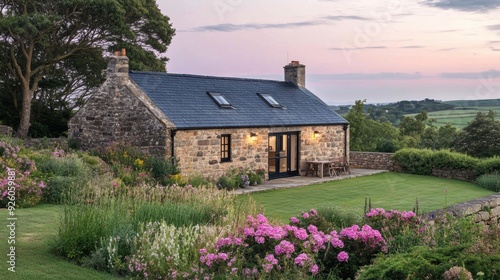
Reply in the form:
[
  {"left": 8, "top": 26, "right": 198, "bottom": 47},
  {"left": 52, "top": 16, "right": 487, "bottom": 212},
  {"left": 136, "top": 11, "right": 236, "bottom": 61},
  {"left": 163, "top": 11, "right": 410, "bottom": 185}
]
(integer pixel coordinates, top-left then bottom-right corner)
[
  {"left": 346, "top": 100, "right": 500, "bottom": 158},
  {"left": 335, "top": 98, "right": 455, "bottom": 126}
]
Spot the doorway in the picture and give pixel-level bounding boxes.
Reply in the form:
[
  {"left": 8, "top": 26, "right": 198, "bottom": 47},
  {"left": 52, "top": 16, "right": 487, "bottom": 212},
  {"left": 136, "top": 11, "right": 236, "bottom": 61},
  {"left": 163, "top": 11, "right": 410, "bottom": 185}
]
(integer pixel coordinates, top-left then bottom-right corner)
[{"left": 268, "top": 132, "right": 299, "bottom": 179}]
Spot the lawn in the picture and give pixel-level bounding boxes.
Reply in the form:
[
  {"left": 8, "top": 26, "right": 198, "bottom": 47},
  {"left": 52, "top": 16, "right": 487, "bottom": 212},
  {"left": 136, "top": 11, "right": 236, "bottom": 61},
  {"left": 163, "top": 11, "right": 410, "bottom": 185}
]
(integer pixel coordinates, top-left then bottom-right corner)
[
  {"left": 405, "top": 106, "right": 500, "bottom": 129},
  {"left": 0, "top": 173, "right": 494, "bottom": 279},
  {"left": 0, "top": 204, "right": 116, "bottom": 280},
  {"left": 239, "top": 172, "right": 494, "bottom": 222}
]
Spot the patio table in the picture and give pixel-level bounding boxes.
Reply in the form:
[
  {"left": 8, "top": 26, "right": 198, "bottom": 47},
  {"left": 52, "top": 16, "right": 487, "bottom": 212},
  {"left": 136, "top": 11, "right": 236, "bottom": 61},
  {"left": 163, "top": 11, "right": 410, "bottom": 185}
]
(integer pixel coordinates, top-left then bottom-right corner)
[{"left": 305, "top": 160, "right": 332, "bottom": 178}]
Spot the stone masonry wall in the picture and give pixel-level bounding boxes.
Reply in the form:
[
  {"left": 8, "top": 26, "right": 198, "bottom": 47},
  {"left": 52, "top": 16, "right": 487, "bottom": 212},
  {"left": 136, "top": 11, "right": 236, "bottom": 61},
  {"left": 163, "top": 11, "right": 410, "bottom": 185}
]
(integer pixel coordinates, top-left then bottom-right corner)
[
  {"left": 349, "top": 152, "right": 400, "bottom": 171},
  {"left": 174, "top": 125, "right": 347, "bottom": 179},
  {"left": 69, "top": 55, "right": 174, "bottom": 157},
  {"left": 427, "top": 194, "right": 500, "bottom": 227}
]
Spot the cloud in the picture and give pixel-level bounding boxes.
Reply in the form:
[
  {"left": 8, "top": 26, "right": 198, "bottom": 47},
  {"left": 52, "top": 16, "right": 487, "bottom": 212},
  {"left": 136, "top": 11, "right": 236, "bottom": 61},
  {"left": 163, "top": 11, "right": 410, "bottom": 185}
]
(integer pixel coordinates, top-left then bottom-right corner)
[
  {"left": 437, "top": 48, "right": 457, "bottom": 51},
  {"left": 400, "top": 45, "right": 425, "bottom": 48},
  {"left": 186, "top": 15, "right": 370, "bottom": 32},
  {"left": 488, "top": 24, "right": 500, "bottom": 31},
  {"left": 438, "top": 70, "right": 500, "bottom": 79},
  {"left": 491, "top": 47, "right": 500, "bottom": 51},
  {"left": 329, "top": 46, "right": 387, "bottom": 50},
  {"left": 422, "top": 0, "right": 500, "bottom": 12},
  {"left": 313, "top": 72, "right": 424, "bottom": 80}
]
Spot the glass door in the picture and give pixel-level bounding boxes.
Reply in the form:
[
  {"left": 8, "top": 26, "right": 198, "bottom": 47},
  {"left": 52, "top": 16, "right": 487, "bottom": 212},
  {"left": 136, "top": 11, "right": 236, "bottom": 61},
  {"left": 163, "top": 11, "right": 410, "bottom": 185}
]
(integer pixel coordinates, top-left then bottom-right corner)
[{"left": 268, "top": 132, "right": 299, "bottom": 179}]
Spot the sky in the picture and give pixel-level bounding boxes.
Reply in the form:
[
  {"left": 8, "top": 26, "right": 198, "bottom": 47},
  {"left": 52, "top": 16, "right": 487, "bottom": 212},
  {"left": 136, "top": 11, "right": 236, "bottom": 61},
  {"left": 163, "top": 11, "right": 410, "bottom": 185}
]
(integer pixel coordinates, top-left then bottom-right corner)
[{"left": 158, "top": 0, "right": 500, "bottom": 105}]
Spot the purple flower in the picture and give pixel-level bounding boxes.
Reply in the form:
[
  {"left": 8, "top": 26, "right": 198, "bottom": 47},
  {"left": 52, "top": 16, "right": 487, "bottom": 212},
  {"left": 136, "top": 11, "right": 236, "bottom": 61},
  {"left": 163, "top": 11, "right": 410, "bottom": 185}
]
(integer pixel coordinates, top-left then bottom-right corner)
[
  {"left": 309, "top": 209, "right": 318, "bottom": 216},
  {"left": 290, "top": 217, "right": 300, "bottom": 224},
  {"left": 337, "top": 251, "right": 349, "bottom": 262}
]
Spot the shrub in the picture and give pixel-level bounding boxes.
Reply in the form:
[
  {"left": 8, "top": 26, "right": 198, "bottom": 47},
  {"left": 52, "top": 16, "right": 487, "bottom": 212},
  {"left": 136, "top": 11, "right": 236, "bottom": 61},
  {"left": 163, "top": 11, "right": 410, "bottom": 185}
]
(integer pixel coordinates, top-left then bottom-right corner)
[
  {"left": 476, "top": 173, "right": 500, "bottom": 192},
  {"left": 393, "top": 148, "right": 434, "bottom": 175},
  {"left": 187, "top": 174, "right": 212, "bottom": 188},
  {"left": 0, "top": 140, "right": 45, "bottom": 207},
  {"left": 44, "top": 176, "right": 81, "bottom": 204},
  {"left": 476, "top": 157, "right": 500, "bottom": 175},
  {"left": 216, "top": 168, "right": 265, "bottom": 190},
  {"left": 316, "top": 204, "right": 363, "bottom": 230},
  {"left": 357, "top": 246, "right": 500, "bottom": 280}
]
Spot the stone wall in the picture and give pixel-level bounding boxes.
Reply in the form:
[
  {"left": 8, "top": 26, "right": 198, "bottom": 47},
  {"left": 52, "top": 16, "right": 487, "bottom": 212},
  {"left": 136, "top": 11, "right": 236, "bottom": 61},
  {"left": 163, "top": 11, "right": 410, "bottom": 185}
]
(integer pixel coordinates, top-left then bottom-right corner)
[
  {"left": 68, "top": 55, "right": 173, "bottom": 157},
  {"left": 427, "top": 194, "right": 500, "bottom": 226},
  {"left": 349, "top": 152, "right": 400, "bottom": 171},
  {"left": 431, "top": 168, "right": 477, "bottom": 182},
  {"left": 174, "top": 125, "right": 347, "bottom": 179},
  {"left": 0, "top": 125, "right": 13, "bottom": 136}
]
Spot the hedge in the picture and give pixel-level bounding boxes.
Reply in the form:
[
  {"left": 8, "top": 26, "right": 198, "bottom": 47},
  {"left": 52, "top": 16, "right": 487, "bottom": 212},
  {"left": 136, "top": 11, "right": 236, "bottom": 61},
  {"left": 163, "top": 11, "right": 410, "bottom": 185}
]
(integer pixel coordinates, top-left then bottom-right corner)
[{"left": 393, "top": 148, "right": 499, "bottom": 177}]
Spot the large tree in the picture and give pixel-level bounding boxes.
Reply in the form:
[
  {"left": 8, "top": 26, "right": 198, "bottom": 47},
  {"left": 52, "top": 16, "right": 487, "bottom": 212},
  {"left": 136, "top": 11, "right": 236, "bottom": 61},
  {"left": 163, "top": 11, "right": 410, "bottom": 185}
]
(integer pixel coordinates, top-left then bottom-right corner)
[
  {"left": 454, "top": 111, "right": 500, "bottom": 158},
  {"left": 0, "top": 0, "right": 175, "bottom": 137}
]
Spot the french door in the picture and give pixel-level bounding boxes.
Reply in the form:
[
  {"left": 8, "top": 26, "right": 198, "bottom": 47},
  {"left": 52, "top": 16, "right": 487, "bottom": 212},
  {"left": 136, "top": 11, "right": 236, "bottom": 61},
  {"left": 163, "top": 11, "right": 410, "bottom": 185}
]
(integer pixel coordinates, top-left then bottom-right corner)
[{"left": 268, "top": 132, "right": 299, "bottom": 179}]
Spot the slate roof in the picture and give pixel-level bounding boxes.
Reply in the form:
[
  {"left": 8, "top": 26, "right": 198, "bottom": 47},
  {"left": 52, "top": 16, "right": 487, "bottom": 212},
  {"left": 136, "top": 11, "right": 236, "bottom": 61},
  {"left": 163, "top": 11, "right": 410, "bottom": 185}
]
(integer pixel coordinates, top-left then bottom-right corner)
[{"left": 129, "top": 71, "right": 347, "bottom": 129}]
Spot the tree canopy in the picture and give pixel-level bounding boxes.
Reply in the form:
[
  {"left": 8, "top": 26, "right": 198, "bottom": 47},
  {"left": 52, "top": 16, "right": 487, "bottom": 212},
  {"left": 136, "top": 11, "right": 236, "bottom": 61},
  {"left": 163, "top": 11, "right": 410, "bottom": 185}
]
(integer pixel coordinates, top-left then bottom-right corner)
[
  {"left": 454, "top": 111, "right": 500, "bottom": 158},
  {"left": 0, "top": 0, "right": 175, "bottom": 137}
]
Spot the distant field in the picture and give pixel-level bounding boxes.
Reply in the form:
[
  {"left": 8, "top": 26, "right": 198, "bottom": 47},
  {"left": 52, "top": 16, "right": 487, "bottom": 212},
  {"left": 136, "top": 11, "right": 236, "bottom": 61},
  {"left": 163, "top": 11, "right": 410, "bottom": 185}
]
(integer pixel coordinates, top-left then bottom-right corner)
[{"left": 406, "top": 105, "right": 500, "bottom": 129}]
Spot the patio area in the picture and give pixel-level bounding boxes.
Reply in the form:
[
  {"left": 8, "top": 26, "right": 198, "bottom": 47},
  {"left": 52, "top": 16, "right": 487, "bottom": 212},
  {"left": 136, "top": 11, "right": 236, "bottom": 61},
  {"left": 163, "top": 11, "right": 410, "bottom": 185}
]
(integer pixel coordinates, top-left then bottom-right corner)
[{"left": 233, "top": 168, "right": 388, "bottom": 194}]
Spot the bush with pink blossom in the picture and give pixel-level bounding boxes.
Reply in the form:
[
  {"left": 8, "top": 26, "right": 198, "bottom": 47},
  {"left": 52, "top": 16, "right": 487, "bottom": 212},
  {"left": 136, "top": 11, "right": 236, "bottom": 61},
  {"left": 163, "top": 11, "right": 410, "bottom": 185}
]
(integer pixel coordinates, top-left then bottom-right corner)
[
  {"left": 199, "top": 210, "right": 387, "bottom": 279},
  {"left": 0, "top": 140, "right": 45, "bottom": 207}
]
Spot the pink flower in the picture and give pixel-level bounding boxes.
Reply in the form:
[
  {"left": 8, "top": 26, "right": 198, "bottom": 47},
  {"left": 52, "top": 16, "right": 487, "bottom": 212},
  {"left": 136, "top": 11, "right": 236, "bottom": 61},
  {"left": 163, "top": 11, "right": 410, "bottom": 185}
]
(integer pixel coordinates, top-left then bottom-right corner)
[
  {"left": 302, "top": 212, "right": 310, "bottom": 219},
  {"left": 199, "top": 248, "right": 207, "bottom": 254},
  {"left": 294, "top": 253, "right": 310, "bottom": 266},
  {"left": 309, "top": 209, "right": 318, "bottom": 216},
  {"left": 310, "top": 264, "right": 319, "bottom": 275},
  {"left": 307, "top": 224, "right": 318, "bottom": 234},
  {"left": 337, "top": 251, "right": 349, "bottom": 262},
  {"left": 290, "top": 217, "right": 300, "bottom": 224},
  {"left": 275, "top": 240, "right": 295, "bottom": 257},
  {"left": 293, "top": 228, "right": 308, "bottom": 240}
]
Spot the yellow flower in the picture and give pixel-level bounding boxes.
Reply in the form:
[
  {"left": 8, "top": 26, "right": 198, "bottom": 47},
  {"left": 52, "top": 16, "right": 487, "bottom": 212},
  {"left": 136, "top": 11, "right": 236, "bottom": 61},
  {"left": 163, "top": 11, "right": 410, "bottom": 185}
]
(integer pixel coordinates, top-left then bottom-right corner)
[{"left": 134, "top": 158, "right": 144, "bottom": 168}]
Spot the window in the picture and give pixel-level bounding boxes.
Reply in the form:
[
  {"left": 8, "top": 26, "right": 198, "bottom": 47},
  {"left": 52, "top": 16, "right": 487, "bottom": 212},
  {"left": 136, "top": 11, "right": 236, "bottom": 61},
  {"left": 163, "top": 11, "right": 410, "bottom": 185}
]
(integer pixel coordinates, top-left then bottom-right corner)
[
  {"left": 208, "top": 92, "right": 232, "bottom": 108},
  {"left": 258, "top": 93, "right": 282, "bottom": 108},
  {"left": 220, "top": 134, "right": 231, "bottom": 162}
]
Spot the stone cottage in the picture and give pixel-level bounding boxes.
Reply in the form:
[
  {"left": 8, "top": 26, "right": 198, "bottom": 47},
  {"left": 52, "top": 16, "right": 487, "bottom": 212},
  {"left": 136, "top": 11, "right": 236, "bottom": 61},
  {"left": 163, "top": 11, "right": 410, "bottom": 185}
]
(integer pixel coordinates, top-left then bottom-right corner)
[{"left": 69, "top": 50, "right": 349, "bottom": 180}]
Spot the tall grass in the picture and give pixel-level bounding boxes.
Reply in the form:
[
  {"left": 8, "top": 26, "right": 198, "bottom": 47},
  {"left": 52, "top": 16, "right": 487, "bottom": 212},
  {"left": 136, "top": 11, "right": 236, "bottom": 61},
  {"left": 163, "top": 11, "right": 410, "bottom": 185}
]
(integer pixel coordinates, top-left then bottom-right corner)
[
  {"left": 476, "top": 173, "right": 500, "bottom": 192},
  {"left": 52, "top": 178, "right": 248, "bottom": 264}
]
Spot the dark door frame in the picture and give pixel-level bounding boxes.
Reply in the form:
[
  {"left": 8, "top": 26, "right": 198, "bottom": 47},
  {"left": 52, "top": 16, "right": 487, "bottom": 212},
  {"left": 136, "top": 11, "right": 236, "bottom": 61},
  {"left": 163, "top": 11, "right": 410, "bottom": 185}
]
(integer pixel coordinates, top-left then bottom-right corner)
[{"left": 268, "top": 132, "right": 300, "bottom": 179}]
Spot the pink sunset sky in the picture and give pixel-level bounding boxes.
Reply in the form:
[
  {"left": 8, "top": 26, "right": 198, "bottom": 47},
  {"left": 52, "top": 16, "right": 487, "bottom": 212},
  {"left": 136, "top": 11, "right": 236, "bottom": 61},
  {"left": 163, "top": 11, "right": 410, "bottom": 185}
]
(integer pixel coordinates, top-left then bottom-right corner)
[{"left": 159, "top": 0, "right": 500, "bottom": 105}]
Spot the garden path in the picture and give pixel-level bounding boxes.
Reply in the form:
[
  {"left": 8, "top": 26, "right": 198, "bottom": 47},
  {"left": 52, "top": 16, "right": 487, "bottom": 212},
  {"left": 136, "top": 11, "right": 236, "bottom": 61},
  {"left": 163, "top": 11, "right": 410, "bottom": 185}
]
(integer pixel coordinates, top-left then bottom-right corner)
[{"left": 233, "top": 168, "right": 387, "bottom": 194}]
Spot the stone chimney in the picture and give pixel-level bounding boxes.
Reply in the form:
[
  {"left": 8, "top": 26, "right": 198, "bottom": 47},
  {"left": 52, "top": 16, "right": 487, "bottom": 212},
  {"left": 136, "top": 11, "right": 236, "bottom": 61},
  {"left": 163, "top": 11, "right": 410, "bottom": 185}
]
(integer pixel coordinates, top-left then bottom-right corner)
[
  {"left": 107, "top": 48, "right": 129, "bottom": 77},
  {"left": 284, "top": 60, "right": 305, "bottom": 88}
]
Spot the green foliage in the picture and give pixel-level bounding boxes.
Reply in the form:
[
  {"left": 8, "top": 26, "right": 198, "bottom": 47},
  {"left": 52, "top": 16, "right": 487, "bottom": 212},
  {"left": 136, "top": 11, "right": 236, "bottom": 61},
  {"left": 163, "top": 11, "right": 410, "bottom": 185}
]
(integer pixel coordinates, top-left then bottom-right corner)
[
  {"left": 91, "top": 142, "right": 179, "bottom": 186},
  {"left": 394, "top": 148, "right": 500, "bottom": 182},
  {"left": 0, "top": 0, "right": 175, "bottom": 137},
  {"left": 393, "top": 148, "right": 435, "bottom": 175},
  {"left": 53, "top": 183, "right": 233, "bottom": 264},
  {"left": 475, "top": 173, "right": 500, "bottom": 192},
  {"left": 315, "top": 204, "right": 363, "bottom": 229},
  {"left": 346, "top": 100, "right": 402, "bottom": 152},
  {"left": 454, "top": 111, "right": 500, "bottom": 158},
  {"left": 357, "top": 246, "right": 500, "bottom": 280},
  {"left": 216, "top": 168, "right": 265, "bottom": 190}
]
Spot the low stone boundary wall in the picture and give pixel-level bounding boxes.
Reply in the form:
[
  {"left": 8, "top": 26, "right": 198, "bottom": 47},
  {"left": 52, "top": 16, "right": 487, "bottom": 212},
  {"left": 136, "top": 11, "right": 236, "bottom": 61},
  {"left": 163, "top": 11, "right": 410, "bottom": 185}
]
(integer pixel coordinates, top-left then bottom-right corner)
[
  {"left": 427, "top": 193, "right": 500, "bottom": 226},
  {"left": 22, "top": 137, "right": 68, "bottom": 150},
  {"left": 349, "top": 152, "right": 400, "bottom": 171},
  {"left": 0, "top": 125, "right": 13, "bottom": 136},
  {"left": 431, "top": 168, "right": 477, "bottom": 182}
]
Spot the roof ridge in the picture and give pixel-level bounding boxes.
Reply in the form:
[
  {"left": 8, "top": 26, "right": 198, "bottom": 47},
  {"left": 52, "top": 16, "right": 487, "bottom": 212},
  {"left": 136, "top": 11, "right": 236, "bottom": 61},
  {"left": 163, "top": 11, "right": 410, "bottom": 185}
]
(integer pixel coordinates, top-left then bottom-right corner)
[{"left": 129, "top": 71, "right": 287, "bottom": 84}]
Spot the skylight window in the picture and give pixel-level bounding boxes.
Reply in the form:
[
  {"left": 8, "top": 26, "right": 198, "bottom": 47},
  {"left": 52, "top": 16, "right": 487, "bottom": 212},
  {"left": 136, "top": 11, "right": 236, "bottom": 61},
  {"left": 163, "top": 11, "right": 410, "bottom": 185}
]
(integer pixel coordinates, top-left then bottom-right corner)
[
  {"left": 207, "top": 92, "right": 232, "bottom": 108},
  {"left": 258, "top": 93, "right": 282, "bottom": 108}
]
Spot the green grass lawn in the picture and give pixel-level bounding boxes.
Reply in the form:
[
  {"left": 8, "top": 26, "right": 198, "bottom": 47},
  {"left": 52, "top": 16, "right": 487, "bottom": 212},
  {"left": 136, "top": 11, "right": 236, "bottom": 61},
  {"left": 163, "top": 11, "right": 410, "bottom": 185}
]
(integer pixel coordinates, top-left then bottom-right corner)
[
  {"left": 405, "top": 106, "right": 500, "bottom": 129},
  {"left": 0, "top": 204, "right": 116, "bottom": 280},
  {"left": 239, "top": 173, "right": 494, "bottom": 222}
]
